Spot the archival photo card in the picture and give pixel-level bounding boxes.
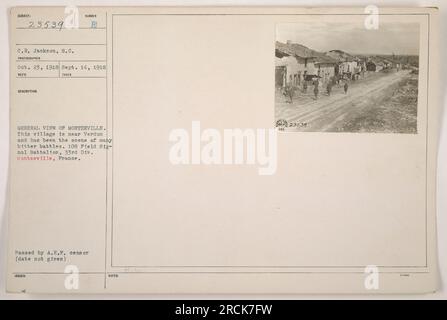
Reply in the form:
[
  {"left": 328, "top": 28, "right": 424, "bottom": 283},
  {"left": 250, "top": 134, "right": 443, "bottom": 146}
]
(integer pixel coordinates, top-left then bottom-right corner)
[{"left": 6, "top": 6, "right": 439, "bottom": 294}]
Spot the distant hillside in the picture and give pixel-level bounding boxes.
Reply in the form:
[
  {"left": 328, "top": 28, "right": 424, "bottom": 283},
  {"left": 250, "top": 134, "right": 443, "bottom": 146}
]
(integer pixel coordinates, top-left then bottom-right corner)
[
  {"left": 277, "top": 41, "right": 419, "bottom": 68},
  {"left": 355, "top": 54, "right": 419, "bottom": 68},
  {"left": 379, "top": 55, "right": 419, "bottom": 68}
]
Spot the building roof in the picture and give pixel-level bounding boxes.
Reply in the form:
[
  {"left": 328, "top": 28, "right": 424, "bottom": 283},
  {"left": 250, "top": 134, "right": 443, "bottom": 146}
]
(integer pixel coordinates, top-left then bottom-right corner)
[
  {"left": 314, "top": 54, "right": 338, "bottom": 65},
  {"left": 275, "top": 41, "right": 338, "bottom": 66},
  {"left": 326, "top": 50, "right": 357, "bottom": 62},
  {"left": 370, "top": 56, "right": 396, "bottom": 65},
  {"left": 275, "top": 41, "right": 318, "bottom": 58},
  {"left": 367, "top": 59, "right": 385, "bottom": 66}
]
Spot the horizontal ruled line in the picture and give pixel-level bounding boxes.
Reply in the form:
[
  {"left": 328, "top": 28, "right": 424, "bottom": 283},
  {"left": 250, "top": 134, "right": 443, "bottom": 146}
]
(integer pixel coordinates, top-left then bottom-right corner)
[
  {"left": 16, "top": 27, "right": 106, "bottom": 30},
  {"left": 16, "top": 60, "right": 106, "bottom": 62},
  {"left": 15, "top": 43, "right": 106, "bottom": 46},
  {"left": 16, "top": 76, "right": 106, "bottom": 79}
]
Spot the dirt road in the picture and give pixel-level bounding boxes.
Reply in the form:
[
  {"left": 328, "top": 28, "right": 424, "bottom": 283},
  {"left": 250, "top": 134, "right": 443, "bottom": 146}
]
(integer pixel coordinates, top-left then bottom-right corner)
[{"left": 275, "top": 70, "right": 416, "bottom": 132}]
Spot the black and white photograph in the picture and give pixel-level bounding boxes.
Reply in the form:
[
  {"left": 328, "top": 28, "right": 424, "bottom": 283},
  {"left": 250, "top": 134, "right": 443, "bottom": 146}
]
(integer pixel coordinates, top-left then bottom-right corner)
[{"left": 275, "top": 22, "right": 420, "bottom": 133}]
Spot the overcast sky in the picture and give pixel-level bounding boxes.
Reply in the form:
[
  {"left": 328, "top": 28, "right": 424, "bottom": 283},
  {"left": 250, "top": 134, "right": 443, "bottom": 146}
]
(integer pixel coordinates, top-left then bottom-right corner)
[{"left": 276, "top": 22, "right": 420, "bottom": 55}]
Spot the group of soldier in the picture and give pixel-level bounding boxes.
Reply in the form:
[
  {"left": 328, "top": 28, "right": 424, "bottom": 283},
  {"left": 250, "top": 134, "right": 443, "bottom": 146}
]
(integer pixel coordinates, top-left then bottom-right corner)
[
  {"left": 284, "top": 77, "right": 349, "bottom": 103},
  {"left": 303, "top": 80, "right": 349, "bottom": 100}
]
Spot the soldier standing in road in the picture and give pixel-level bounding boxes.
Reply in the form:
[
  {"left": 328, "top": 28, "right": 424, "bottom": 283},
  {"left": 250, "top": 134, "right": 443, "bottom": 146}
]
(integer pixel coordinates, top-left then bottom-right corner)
[
  {"left": 344, "top": 81, "right": 349, "bottom": 94},
  {"left": 327, "top": 82, "right": 332, "bottom": 96},
  {"left": 314, "top": 82, "right": 319, "bottom": 100},
  {"left": 283, "top": 83, "right": 295, "bottom": 103}
]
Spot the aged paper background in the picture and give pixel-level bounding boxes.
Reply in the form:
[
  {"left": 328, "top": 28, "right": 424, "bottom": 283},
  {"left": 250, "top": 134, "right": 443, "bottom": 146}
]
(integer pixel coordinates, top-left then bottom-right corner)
[{"left": 0, "top": 1, "right": 446, "bottom": 298}]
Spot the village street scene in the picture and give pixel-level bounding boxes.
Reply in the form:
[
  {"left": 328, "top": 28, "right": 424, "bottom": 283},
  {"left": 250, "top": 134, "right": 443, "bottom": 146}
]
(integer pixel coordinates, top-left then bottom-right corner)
[{"left": 275, "top": 23, "right": 419, "bottom": 133}]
